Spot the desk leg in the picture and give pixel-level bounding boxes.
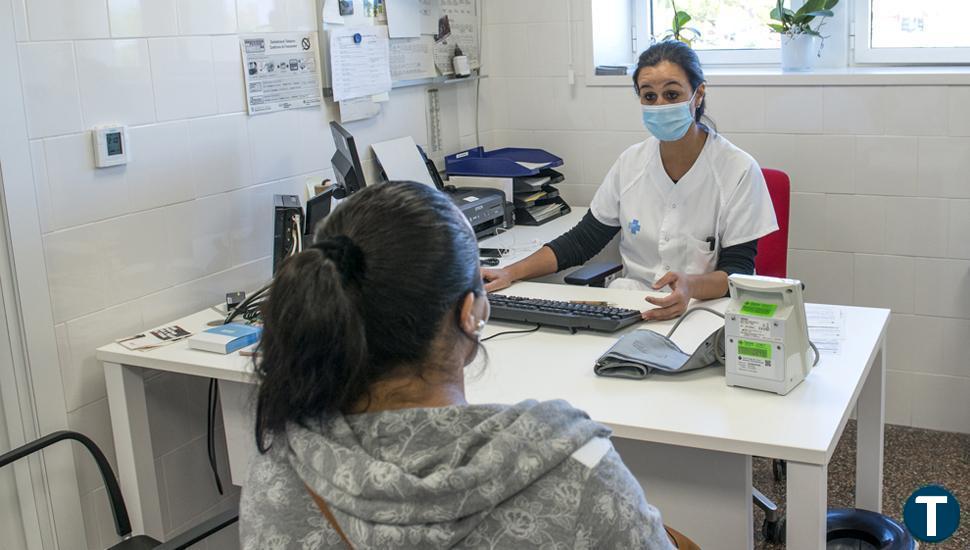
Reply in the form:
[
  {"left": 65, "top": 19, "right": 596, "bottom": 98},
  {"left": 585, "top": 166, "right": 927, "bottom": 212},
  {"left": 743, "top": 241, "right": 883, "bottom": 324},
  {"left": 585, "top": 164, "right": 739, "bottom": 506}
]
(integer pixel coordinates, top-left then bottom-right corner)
[
  {"left": 855, "top": 340, "right": 885, "bottom": 512},
  {"left": 787, "top": 461, "right": 827, "bottom": 550},
  {"left": 103, "top": 362, "right": 164, "bottom": 540},
  {"left": 612, "top": 438, "right": 752, "bottom": 549}
]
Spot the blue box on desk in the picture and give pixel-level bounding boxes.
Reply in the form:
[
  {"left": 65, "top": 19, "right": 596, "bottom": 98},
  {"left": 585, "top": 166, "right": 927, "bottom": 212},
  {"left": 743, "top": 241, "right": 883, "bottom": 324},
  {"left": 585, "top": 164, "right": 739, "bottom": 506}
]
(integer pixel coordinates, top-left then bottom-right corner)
[{"left": 187, "top": 323, "right": 262, "bottom": 354}]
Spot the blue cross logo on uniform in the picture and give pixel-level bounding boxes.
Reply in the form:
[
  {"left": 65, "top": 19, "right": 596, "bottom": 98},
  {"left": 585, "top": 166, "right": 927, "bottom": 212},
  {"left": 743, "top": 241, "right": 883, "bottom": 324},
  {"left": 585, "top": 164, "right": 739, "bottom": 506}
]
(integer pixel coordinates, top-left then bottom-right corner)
[{"left": 629, "top": 219, "right": 641, "bottom": 235}]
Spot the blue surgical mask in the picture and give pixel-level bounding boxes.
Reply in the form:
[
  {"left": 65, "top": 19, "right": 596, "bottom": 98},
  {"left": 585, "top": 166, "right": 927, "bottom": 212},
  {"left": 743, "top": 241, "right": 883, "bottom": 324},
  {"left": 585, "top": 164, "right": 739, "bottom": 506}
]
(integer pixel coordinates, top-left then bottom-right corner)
[{"left": 641, "top": 91, "right": 697, "bottom": 141}]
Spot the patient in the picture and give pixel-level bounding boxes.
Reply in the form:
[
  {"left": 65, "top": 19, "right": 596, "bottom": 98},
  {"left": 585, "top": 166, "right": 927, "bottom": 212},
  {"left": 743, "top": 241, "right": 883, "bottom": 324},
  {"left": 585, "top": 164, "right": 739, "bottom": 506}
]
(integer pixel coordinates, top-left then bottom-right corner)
[{"left": 240, "top": 181, "right": 675, "bottom": 549}]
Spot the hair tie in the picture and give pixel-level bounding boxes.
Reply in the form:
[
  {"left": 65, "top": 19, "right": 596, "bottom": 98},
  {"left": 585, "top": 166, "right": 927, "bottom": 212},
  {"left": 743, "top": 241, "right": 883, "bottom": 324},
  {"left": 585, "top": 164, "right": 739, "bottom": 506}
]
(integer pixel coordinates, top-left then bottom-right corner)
[{"left": 311, "top": 235, "right": 366, "bottom": 282}]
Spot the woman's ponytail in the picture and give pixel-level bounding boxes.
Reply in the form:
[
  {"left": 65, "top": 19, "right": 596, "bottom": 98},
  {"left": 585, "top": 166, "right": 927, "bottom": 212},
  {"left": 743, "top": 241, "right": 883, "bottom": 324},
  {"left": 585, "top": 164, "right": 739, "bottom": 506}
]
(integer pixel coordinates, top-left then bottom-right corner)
[
  {"left": 253, "top": 181, "right": 482, "bottom": 451},
  {"left": 255, "top": 236, "right": 370, "bottom": 450}
]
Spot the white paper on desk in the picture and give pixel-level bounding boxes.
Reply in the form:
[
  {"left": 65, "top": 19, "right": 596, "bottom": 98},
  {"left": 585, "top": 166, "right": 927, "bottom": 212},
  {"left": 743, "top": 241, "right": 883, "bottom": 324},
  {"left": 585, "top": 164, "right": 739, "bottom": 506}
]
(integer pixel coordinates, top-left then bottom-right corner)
[
  {"left": 390, "top": 36, "right": 436, "bottom": 80},
  {"left": 806, "top": 304, "right": 845, "bottom": 355},
  {"left": 339, "top": 96, "right": 382, "bottom": 122},
  {"left": 329, "top": 26, "right": 392, "bottom": 102},
  {"left": 371, "top": 136, "right": 436, "bottom": 188},
  {"left": 241, "top": 33, "right": 322, "bottom": 115},
  {"left": 516, "top": 161, "right": 549, "bottom": 170}
]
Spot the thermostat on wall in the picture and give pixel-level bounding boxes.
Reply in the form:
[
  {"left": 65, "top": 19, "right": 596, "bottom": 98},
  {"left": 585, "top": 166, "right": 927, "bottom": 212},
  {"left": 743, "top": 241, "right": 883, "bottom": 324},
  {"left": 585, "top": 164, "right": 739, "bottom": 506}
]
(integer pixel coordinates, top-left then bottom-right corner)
[{"left": 92, "top": 125, "right": 129, "bottom": 168}]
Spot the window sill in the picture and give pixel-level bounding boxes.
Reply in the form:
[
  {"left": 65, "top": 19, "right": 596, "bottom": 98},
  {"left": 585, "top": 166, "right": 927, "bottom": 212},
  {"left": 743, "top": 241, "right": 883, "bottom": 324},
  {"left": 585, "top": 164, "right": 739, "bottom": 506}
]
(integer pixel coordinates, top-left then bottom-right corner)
[{"left": 587, "top": 66, "right": 970, "bottom": 87}]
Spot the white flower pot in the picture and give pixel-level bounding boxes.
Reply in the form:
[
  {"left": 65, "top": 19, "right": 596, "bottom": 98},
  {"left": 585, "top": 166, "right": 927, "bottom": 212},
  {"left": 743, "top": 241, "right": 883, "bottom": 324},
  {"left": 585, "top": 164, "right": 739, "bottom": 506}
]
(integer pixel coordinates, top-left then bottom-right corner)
[{"left": 781, "top": 34, "right": 821, "bottom": 72}]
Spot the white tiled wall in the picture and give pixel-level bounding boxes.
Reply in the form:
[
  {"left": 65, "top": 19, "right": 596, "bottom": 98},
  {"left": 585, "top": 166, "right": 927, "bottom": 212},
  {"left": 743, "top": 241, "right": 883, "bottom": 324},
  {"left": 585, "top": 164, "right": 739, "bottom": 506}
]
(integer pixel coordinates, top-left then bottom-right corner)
[
  {"left": 17, "top": 0, "right": 477, "bottom": 546},
  {"left": 483, "top": 4, "right": 970, "bottom": 434}
]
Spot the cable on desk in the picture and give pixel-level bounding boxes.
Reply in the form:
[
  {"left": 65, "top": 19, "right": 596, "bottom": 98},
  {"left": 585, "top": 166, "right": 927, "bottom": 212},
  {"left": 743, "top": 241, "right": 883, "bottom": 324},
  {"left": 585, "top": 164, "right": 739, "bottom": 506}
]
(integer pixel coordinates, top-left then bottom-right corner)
[
  {"left": 481, "top": 323, "right": 541, "bottom": 342},
  {"left": 207, "top": 378, "right": 224, "bottom": 495},
  {"left": 666, "top": 306, "right": 725, "bottom": 338},
  {"left": 224, "top": 281, "right": 272, "bottom": 325},
  {"left": 666, "top": 306, "right": 822, "bottom": 366}
]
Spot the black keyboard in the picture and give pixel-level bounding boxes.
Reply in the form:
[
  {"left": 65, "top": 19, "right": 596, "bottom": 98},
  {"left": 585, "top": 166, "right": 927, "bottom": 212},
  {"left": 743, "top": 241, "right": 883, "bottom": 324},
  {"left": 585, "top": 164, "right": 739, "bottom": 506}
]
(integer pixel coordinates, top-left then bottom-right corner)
[{"left": 487, "top": 294, "right": 642, "bottom": 333}]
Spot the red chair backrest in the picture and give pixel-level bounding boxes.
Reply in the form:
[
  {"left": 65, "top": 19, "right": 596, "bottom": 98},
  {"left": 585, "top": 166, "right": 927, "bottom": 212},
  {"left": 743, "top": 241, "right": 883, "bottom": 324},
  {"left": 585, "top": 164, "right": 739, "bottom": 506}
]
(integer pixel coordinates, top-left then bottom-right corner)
[{"left": 755, "top": 168, "right": 790, "bottom": 278}]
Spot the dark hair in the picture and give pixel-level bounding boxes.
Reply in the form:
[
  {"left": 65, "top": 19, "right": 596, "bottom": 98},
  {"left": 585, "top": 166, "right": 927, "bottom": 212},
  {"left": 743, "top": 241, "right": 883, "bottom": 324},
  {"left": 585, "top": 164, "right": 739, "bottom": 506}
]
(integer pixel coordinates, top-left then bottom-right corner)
[
  {"left": 254, "top": 181, "right": 482, "bottom": 450},
  {"left": 632, "top": 40, "right": 712, "bottom": 128}
]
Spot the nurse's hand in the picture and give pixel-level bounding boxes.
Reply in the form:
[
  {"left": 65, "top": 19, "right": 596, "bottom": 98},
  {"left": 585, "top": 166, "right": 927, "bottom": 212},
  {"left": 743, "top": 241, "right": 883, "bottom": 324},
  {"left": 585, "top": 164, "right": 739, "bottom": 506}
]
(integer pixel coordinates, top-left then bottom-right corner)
[
  {"left": 643, "top": 271, "right": 692, "bottom": 321},
  {"left": 482, "top": 268, "right": 513, "bottom": 292}
]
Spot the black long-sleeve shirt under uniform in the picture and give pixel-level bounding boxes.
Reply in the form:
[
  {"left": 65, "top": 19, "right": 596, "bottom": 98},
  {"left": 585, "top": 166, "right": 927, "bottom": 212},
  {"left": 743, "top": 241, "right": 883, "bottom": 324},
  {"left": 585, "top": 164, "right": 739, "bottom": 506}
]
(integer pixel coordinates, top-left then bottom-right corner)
[{"left": 546, "top": 210, "right": 758, "bottom": 277}]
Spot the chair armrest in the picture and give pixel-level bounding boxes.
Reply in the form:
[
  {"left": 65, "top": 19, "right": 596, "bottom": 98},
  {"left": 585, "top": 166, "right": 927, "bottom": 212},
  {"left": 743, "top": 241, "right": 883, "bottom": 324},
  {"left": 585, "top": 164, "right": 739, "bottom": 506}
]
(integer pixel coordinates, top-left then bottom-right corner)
[
  {"left": 564, "top": 262, "right": 623, "bottom": 287},
  {"left": 0, "top": 430, "right": 132, "bottom": 539},
  {"left": 154, "top": 505, "right": 239, "bottom": 550}
]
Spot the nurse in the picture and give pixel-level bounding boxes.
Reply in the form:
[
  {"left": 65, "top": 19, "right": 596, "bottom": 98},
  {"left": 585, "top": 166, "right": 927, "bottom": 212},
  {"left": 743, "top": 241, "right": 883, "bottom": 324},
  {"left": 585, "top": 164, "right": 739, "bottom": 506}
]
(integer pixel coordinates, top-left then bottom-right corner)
[{"left": 483, "top": 41, "right": 778, "bottom": 321}]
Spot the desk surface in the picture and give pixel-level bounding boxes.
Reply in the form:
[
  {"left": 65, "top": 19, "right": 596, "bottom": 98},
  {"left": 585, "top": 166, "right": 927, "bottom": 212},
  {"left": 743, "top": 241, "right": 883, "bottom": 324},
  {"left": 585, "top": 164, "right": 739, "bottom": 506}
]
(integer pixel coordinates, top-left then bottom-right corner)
[
  {"left": 479, "top": 208, "right": 586, "bottom": 268},
  {"left": 97, "top": 279, "right": 888, "bottom": 466}
]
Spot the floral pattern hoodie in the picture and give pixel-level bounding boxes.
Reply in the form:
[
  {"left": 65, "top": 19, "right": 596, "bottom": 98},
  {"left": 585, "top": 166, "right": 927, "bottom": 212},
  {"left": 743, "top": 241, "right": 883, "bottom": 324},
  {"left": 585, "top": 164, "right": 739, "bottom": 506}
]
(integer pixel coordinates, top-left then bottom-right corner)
[{"left": 240, "top": 399, "right": 673, "bottom": 549}]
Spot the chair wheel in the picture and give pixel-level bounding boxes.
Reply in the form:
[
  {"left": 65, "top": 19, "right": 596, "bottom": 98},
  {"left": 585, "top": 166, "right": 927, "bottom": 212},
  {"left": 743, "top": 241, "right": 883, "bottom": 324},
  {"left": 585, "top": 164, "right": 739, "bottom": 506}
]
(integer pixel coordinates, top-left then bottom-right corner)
[
  {"left": 763, "top": 515, "right": 786, "bottom": 544},
  {"left": 772, "top": 459, "right": 787, "bottom": 482}
]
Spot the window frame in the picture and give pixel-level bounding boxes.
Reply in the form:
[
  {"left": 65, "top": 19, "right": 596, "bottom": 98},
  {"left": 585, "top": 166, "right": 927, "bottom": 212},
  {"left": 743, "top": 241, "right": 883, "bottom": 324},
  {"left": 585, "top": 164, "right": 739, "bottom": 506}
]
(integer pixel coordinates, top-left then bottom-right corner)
[
  {"left": 852, "top": 0, "right": 970, "bottom": 64},
  {"left": 634, "top": 0, "right": 781, "bottom": 66},
  {"left": 585, "top": 0, "right": 970, "bottom": 86}
]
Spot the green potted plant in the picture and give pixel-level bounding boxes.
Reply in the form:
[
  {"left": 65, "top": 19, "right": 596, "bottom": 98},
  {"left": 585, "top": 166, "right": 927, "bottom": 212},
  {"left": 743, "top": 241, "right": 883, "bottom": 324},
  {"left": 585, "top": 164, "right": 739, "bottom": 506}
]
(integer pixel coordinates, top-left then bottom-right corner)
[
  {"left": 660, "top": 1, "right": 701, "bottom": 47},
  {"left": 768, "top": 0, "right": 839, "bottom": 71}
]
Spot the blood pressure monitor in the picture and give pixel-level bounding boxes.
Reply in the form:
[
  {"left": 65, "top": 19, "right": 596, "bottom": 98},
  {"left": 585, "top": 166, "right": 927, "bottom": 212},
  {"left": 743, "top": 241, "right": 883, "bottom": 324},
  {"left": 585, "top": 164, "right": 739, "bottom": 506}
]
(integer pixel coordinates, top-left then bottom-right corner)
[{"left": 725, "top": 274, "right": 814, "bottom": 395}]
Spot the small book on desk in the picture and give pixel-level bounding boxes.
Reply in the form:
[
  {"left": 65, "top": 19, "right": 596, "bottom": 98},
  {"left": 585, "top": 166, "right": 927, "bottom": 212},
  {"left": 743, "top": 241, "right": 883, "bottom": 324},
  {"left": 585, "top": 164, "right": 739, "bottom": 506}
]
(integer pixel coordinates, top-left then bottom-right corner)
[{"left": 187, "top": 323, "right": 262, "bottom": 354}]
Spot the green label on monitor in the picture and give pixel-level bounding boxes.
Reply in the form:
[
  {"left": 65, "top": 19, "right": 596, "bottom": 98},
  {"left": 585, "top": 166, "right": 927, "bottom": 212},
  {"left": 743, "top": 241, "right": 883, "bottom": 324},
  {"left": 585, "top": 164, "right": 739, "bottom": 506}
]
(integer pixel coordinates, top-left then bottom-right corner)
[
  {"left": 740, "top": 301, "right": 777, "bottom": 317},
  {"left": 738, "top": 339, "right": 772, "bottom": 359}
]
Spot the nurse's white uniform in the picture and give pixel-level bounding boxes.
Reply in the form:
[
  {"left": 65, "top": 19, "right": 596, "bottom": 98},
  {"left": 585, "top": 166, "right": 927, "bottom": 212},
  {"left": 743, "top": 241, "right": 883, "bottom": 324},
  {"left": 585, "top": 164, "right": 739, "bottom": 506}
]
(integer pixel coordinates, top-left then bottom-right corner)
[{"left": 590, "top": 133, "right": 778, "bottom": 290}]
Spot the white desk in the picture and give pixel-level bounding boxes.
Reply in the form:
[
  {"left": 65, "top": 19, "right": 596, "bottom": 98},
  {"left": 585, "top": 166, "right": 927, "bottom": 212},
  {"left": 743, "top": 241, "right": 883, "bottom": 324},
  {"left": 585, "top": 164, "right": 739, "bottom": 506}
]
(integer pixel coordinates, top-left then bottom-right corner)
[{"left": 98, "top": 216, "right": 888, "bottom": 550}]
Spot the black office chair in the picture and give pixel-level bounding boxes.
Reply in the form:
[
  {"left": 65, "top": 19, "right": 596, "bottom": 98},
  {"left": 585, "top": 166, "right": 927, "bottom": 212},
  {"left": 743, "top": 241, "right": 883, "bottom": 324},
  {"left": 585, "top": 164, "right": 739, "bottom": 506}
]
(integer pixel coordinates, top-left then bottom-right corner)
[{"left": 0, "top": 430, "right": 238, "bottom": 550}]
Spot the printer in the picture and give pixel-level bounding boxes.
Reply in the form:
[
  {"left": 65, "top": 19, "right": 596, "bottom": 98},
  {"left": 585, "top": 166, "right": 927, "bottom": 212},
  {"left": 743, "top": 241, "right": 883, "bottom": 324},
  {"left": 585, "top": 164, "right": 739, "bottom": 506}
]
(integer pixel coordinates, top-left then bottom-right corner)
[
  {"left": 446, "top": 186, "right": 507, "bottom": 239},
  {"left": 370, "top": 136, "right": 508, "bottom": 240},
  {"left": 444, "top": 146, "right": 570, "bottom": 227}
]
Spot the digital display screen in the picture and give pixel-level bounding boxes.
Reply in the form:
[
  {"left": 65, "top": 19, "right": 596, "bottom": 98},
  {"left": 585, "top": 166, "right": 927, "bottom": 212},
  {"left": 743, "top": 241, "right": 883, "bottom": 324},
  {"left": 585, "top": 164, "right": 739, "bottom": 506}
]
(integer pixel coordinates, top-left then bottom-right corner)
[{"left": 106, "top": 132, "right": 122, "bottom": 156}]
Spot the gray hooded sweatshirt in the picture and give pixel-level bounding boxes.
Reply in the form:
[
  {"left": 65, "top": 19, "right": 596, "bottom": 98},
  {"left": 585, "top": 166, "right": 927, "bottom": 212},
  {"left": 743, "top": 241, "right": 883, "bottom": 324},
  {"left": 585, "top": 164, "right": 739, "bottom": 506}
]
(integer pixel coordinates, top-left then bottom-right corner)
[{"left": 240, "top": 399, "right": 674, "bottom": 549}]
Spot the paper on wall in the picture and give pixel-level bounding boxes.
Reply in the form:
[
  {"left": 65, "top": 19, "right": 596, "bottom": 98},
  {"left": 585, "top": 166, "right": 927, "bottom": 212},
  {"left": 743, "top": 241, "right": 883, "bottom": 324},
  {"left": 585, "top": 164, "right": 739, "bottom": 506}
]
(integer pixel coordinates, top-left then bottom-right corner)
[
  {"left": 241, "top": 33, "right": 322, "bottom": 115},
  {"left": 322, "top": 0, "right": 344, "bottom": 24},
  {"left": 432, "top": 0, "right": 479, "bottom": 75},
  {"left": 329, "top": 26, "right": 393, "bottom": 102},
  {"left": 339, "top": 96, "right": 382, "bottom": 122},
  {"left": 384, "top": 0, "right": 439, "bottom": 37},
  {"left": 385, "top": 0, "right": 421, "bottom": 37},
  {"left": 419, "top": 0, "right": 441, "bottom": 34},
  {"left": 390, "top": 36, "right": 436, "bottom": 80},
  {"left": 442, "top": 0, "right": 479, "bottom": 68}
]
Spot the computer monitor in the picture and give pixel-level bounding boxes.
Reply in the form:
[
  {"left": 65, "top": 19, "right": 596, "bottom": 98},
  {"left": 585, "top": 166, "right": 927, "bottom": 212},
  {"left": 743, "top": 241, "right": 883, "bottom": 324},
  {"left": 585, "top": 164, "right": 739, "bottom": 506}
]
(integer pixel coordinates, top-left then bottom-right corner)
[
  {"left": 330, "top": 121, "right": 365, "bottom": 198},
  {"left": 304, "top": 186, "right": 334, "bottom": 242}
]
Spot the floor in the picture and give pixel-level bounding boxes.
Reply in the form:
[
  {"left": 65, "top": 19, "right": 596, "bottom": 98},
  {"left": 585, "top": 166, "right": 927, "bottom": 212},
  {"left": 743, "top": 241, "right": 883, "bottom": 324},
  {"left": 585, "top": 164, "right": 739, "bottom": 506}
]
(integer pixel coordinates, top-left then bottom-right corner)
[{"left": 752, "top": 421, "right": 970, "bottom": 549}]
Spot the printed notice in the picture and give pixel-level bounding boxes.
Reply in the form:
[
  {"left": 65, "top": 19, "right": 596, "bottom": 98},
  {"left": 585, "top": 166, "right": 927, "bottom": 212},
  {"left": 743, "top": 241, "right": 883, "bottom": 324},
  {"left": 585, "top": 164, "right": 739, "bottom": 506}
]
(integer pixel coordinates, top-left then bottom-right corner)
[
  {"left": 432, "top": 0, "right": 479, "bottom": 76},
  {"left": 241, "top": 33, "right": 322, "bottom": 115},
  {"left": 806, "top": 304, "right": 845, "bottom": 355},
  {"left": 329, "top": 26, "right": 393, "bottom": 102},
  {"left": 390, "top": 36, "right": 436, "bottom": 81}
]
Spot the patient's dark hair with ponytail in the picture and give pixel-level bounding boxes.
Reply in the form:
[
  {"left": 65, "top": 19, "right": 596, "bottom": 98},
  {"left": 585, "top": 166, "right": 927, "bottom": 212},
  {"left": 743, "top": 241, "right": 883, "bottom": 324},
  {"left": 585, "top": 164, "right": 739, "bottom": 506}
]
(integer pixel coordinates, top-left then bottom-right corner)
[{"left": 254, "top": 181, "right": 482, "bottom": 451}]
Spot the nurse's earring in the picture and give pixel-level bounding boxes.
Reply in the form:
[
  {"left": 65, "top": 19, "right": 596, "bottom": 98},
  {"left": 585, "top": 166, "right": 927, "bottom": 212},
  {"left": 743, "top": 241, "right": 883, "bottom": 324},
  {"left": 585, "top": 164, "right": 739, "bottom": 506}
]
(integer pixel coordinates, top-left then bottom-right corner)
[{"left": 474, "top": 319, "right": 486, "bottom": 339}]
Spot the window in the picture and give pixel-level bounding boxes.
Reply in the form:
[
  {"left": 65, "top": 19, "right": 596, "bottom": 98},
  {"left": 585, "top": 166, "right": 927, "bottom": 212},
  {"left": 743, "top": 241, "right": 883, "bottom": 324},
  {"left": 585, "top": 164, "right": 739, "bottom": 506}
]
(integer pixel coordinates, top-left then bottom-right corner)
[
  {"left": 855, "top": 0, "right": 970, "bottom": 63},
  {"left": 591, "top": 0, "right": 780, "bottom": 71},
  {"left": 589, "top": 0, "right": 970, "bottom": 78}
]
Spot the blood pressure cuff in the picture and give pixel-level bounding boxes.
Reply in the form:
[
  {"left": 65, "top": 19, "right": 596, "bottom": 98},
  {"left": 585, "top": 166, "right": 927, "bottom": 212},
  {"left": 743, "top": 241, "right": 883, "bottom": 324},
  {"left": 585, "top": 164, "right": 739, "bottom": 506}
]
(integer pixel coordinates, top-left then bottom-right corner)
[{"left": 594, "top": 327, "right": 725, "bottom": 380}]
